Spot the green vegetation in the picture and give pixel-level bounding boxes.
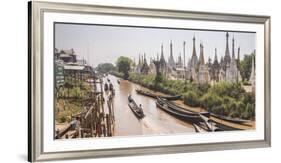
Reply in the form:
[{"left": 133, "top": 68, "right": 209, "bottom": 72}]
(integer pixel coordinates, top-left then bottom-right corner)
[
  {"left": 57, "top": 80, "right": 91, "bottom": 99},
  {"left": 154, "top": 72, "right": 164, "bottom": 87},
  {"left": 55, "top": 98, "right": 84, "bottom": 123},
  {"left": 116, "top": 56, "right": 133, "bottom": 79},
  {"left": 183, "top": 91, "right": 200, "bottom": 107},
  {"left": 199, "top": 82, "right": 255, "bottom": 119},
  {"left": 110, "top": 71, "right": 124, "bottom": 78},
  {"left": 240, "top": 53, "right": 255, "bottom": 81},
  {"left": 124, "top": 71, "right": 255, "bottom": 120},
  {"left": 108, "top": 54, "right": 256, "bottom": 120},
  {"left": 55, "top": 79, "right": 92, "bottom": 124},
  {"left": 96, "top": 63, "right": 116, "bottom": 73}
]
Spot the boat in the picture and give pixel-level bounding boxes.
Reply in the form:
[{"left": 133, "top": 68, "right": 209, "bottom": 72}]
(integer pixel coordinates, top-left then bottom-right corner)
[
  {"left": 136, "top": 89, "right": 181, "bottom": 100},
  {"left": 155, "top": 99, "right": 203, "bottom": 123},
  {"left": 104, "top": 83, "right": 109, "bottom": 91},
  {"left": 109, "top": 83, "right": 114, "bottom": 91},
  {"left": 193, "top": 124, "right": 206, "bottom": 133},
  {"left": 128, "top": 95, "right": 145, "bottom": 119},
  {"left": 157, "top": 97, "right": 210, "bottom": 117},
  {"left": 210, "top": 120, "right": 243, "bottom": 131},
  {"left": 210, "top": 113, "right": 250, "bottom": 124},
  {"left": 111, "top": 89, "right": 115, "bottom": 96}
]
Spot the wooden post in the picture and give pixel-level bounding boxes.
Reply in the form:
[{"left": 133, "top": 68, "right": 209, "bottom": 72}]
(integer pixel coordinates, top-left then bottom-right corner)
[
  {"left": 103, "top": 124, "right": 106, "bottom": 137},
  {"left": 106, "top": 114, "right": 112, "bottom": 136},
  {"left": 107, "top": 100, "right": 111, "bottom": 119},
  {"left": 81, "top": 130, "right": 84, "bottom": 138},
  {"left": 98, "top": 122, "right": 101, "bottom": 137},
  {"left": 111, "top": 98, "right": 115, "bottom": 122},
  {"left": 90, "top": 111, "right": 93, "bottom": 137}
]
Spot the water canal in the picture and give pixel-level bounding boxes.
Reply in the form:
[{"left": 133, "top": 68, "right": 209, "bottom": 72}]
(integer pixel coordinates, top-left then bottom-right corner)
[{"left": 102, "top": 75, "right": 195, "bottom": 136}]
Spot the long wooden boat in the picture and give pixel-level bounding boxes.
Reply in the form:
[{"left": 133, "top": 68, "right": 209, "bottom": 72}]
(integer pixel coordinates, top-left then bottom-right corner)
[
  {"left": 210, "top": 113, "right": 250, "bottom": 124},
  {"left": 128, "top": 95, "right": 145, "bottom": 119},
  {"left": 157, "top": 97, "right": 210, "bottom": 117},
  {"left": 193, "top": 124, "right": 206, "bottom": 133},
  {"left": 156, "top": 99, "right": 203, "bottom": 123},
  {"left": 211, "top": 121, "right": 243, "bottom": 131},
  {"left": 109, "top": 83, "right": 114, "bottom": 91},
  {"left": 104, "top": 83, "right": 109, "bottom": 91},
  {"left": 136, "top": 89, "right": 181, "bottom": 100}
]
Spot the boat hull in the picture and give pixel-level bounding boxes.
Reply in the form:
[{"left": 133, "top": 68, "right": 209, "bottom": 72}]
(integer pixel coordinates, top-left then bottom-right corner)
[
  {"left": 156, "top": 100, "right": 203, "bottom": 123},
  {"left": 210, "top": 113, "right": 250, "bottom": 124},
  {"left": 136, "top": 89, "right": 181, "bottom": 100},
  {"left": 157, "top": 97, "right": 210, "bottom": 117}
]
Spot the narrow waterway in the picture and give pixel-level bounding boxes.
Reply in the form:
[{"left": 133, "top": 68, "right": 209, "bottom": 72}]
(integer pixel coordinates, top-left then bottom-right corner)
[{"left": 102, "top": 75, "right": 195, "bottom": 137}]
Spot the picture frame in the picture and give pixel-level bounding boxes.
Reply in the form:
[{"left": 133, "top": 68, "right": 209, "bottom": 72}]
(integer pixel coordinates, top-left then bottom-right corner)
[{"left": 28, "top": 1, "right": 271, "bottom": 162}]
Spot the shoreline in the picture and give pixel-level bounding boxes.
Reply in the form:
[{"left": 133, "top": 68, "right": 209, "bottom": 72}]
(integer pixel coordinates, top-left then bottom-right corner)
[{"left": 130, "top": 79, "right": 256, "bottom": 130}]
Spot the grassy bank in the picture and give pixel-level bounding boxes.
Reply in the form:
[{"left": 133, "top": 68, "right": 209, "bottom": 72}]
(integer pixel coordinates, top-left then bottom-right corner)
[
  {"left": 113, "top": 71, "right": 255, "bottom": 120},
  {"left": 55, "top": 81, "right": 92, "bottom": 123}
]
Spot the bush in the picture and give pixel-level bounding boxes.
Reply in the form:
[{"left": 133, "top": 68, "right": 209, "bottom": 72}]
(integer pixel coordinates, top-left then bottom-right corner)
[
  {"left": 183, "top": 91, "right": 200, "bottom": 107},
  {"left": 212, "top": 105, "right": 224, "bottom": 115},
  {"left": 60, "top": 116, "right": 66, "bottom": 123},
  {"left": 209, "top": 82, "right": 244, "bottom": 99},
  {"left": 200, "top": 92, "right": 223, "bottom": 110},
  {"left": 242, "top": 80, "right": 251, "bottom": 85},
  {"left": 125, "top": 72, "right": 255, "bottom": 119},
  {"left": 111, "top": 71, "right": 124, "bottom": 78},
  {"left": 241, "top": 103, "right": 255, "bottom": 120}
]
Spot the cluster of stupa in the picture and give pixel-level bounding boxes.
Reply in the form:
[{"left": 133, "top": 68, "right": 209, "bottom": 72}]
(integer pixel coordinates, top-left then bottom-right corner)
[{"left": 133, "top": 32, "right": 255, "bottom": 86}]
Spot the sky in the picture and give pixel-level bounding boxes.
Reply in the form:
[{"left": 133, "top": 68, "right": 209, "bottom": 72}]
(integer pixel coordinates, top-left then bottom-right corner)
[{"left": 55, "top": 23, "right": 256, "bottom": 67}]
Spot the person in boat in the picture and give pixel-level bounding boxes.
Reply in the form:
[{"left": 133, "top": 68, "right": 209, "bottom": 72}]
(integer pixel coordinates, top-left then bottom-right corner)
[
  {"left": 111, "top": 89, "right": 115, "bottom": 96},
  {"left": 128, "top": 94, "right": 132, "bottom": 102},
  {"left": 139, "top": 104, "right": 144, "bottom": 115},
  {"left": 104, "top": 82, "right": 108, "bottom": 91},
  {"left": 109, "top": 82, "right": 113, "bottom": 91}
]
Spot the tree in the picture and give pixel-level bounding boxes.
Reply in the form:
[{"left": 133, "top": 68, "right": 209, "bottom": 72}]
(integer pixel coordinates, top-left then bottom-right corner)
[
  {"left": 96, "top": 63, "right": 115, "bottom": 73},
  {"left": 240, "top": 53, "right": 255, "bottom": 81},
  {"left": 116, "top": 56, "right": 132, "bottom": 79},
  {"left": 154, "top": 73, "right": 164, "bottom": 88}
]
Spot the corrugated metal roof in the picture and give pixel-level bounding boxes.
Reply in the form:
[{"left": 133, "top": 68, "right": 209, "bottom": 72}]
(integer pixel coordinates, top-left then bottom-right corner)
[
  {"left": 60, "top": 54, "right": 72, "bottom": 58},
  {"left": 64, "top": 65, "right": 85, "bottom": 70}
]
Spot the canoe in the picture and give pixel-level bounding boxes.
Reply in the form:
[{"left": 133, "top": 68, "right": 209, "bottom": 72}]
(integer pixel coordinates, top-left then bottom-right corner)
[
  {"left": 210, "top": 113, "right": 250, "bottom": 124},
  {"left": 128, "top": 95, "right": 145, "bottom": 119},
  {"left": 193, "top": 124, "right": 206, "bottom": 133},
  {"left": 136, "top": 89, "right": 181, "bottom": 100},
  {"left": 211, "top": 121, "right": 243, "bottom": 131},
  {"left": 157, "top": 97, "right": 210, "bottom": 117},
  {"left": 109, "top": 83, "right": 114, "bottom": 91},
  {"left": 104, "top": 83, "right": 109, "bottom": 91},
  {"left": 155, "top": 99, "right": 203, "bottom": 123}
]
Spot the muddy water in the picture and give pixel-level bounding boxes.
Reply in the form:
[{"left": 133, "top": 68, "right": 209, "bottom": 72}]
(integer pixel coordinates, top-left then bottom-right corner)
[{"left": 102, "top": 75, "right": 195, "bottom": 137}]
